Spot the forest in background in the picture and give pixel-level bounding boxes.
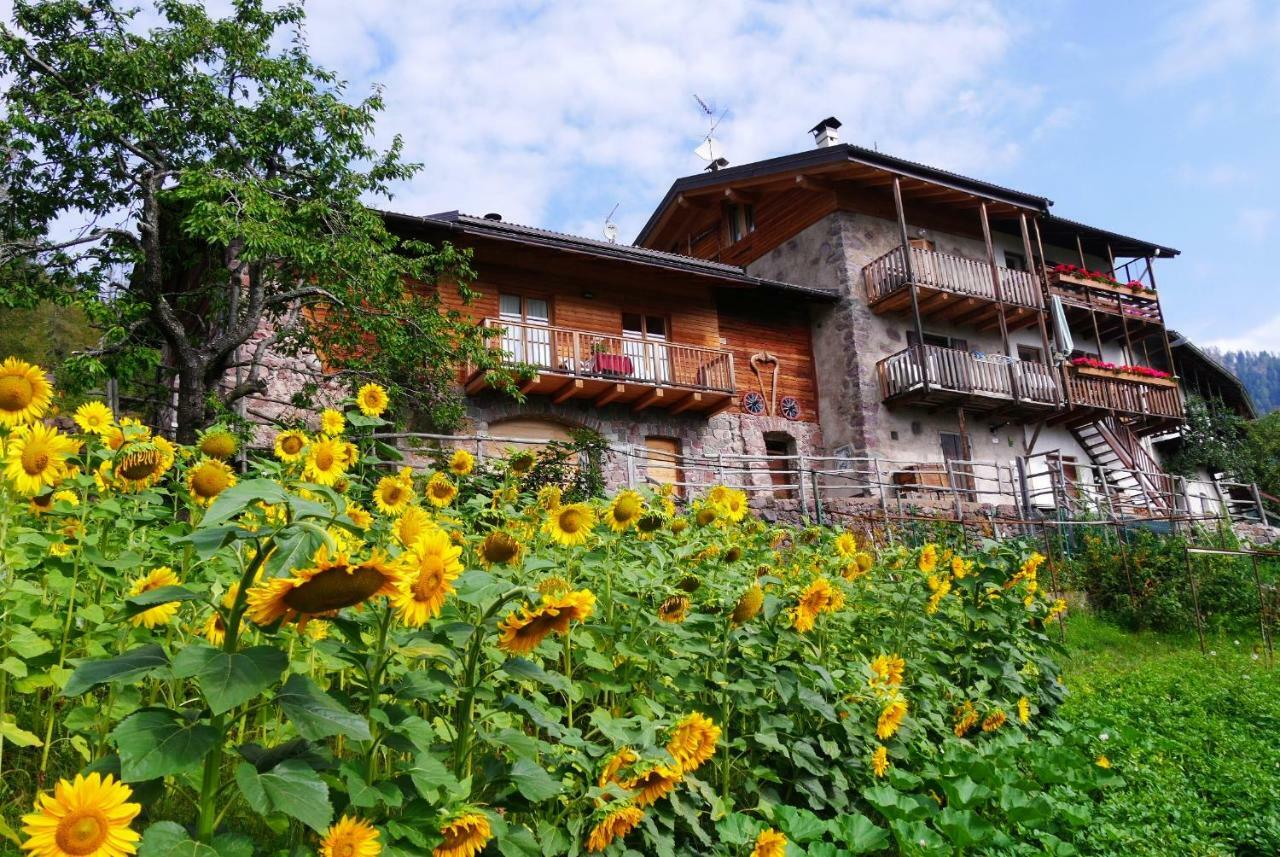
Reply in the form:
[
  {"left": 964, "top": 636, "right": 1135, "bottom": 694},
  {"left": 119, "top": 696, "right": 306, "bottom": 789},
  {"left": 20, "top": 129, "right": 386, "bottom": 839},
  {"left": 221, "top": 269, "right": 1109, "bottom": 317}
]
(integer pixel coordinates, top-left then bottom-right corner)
[{"left": 1207, "top": 348, "right": 1280, "bottom": 414}]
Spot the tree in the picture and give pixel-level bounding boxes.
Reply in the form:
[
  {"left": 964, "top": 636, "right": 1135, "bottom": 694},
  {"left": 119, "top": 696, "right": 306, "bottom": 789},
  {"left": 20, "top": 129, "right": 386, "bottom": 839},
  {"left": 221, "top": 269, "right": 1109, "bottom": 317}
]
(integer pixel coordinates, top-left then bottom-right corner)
[
  {"left": 1163, "top": 394, "right": 1251, "bottom": 479},
  {"left": 0, "top": 0, "right": 509, "bottom": 441},
  {"left": 1244, "top": 411, "right": 1280, "bottom": 501}
]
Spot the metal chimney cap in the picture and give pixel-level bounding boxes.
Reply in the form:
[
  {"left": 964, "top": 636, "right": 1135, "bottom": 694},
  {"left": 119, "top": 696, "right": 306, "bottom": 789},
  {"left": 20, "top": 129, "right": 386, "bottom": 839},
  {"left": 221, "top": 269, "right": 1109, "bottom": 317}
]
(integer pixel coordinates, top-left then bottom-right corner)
[
  {"left": 482, "top": 212, "right": 502, "bottom": 221},
  {"left": 809, "top": 116, "right": 842, "bottom": 136}
]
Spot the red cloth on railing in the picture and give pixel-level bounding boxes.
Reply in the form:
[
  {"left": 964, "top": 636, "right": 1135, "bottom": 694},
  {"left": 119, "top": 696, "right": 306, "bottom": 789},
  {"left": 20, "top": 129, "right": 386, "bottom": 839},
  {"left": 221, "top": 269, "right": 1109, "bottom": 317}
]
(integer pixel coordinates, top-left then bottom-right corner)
[{"left": 589, "top": 353, "right": 634, "bottom": 375}]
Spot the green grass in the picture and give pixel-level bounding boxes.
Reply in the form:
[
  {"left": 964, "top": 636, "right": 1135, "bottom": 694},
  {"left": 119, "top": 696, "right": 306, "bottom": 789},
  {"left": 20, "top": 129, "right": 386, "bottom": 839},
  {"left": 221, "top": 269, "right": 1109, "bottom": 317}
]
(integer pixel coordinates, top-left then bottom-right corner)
[{"left": 1061, "top": 613, "right": 1280, "bottom": 856}]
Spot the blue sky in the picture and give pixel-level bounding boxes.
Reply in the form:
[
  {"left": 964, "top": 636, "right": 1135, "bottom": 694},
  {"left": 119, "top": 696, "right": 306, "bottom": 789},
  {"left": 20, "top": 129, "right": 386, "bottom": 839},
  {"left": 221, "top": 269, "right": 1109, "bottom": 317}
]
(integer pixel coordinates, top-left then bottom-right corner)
[{"left": 6, "top": 0, "right": 1276, "bottom": 349}]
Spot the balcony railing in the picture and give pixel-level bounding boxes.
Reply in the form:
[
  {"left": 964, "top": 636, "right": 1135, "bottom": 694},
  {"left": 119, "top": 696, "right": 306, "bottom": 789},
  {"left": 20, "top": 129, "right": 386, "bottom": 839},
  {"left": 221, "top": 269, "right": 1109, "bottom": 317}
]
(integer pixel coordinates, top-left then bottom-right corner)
[
  {"left": 877, "top": 345, "right": 1059, "bottom": 409},
  {"left": 1047, "top": 271, "right": 1163, "bottom": 326},
  {"left": 481, "top": 318, "right": 736, "bottom": 394},
  {"left": 865, "top": 245, "right": 1042, "bottom": 310},
  {"left": 1062, "top": 366, "right": 1182, "bottom": 422}
]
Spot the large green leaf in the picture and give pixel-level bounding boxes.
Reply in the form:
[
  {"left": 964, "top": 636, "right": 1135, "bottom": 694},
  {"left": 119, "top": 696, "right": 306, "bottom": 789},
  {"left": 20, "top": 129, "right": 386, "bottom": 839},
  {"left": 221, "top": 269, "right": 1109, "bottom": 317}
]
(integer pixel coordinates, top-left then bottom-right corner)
[
  {"left": 112, "top": 710, "right": 218, "bottom": 782},
  {"left": 200, "top": 479, "right": 289, "bottom": 527},
  {"left": 832, "top": 813, "right": 891, "bottom": 853},
  {"left": 123, "top": 585, "right": 203, "bottom": 618},
  {"left": 234, "top": 759, "right": 333, "bottom": 833},
  {"left": 63, "top": 645, "right": 169, "bottom": 697},
  {"left": 276, "top": 673, "right": 371, "bottom": 741},
  {"left": 138, "top": 821, "right": 218, "bottom": 857},
  {"left": 508, "top": 757, "right": 562, "bottom": 802},
  {"left": 936, "top": 808, "right": 996, "bottom": 848},
  {"left": 171, "top": 644, "right": 287, "bottom": 715}
]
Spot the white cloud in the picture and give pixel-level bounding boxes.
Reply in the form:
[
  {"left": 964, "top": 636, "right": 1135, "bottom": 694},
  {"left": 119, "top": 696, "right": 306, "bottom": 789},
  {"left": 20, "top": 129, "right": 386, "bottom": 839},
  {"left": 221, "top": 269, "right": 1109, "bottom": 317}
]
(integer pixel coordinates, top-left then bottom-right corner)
[
  {"left": 290, "top": 0, "right": 1031, "bottom": 240},
  {"left": 1140, "top": 0, "right": 1280, "bottom": 88},
  {"left": 1207, "top": 314, "right": 1280, "bottom": 352}
]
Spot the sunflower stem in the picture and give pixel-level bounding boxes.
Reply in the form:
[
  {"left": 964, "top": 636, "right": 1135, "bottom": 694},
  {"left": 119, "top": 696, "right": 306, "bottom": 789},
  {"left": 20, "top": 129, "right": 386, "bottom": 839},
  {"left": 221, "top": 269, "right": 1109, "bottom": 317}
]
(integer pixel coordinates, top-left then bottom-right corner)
[{"left": 39, "top": 494, "right": 89, "bottom": 774}]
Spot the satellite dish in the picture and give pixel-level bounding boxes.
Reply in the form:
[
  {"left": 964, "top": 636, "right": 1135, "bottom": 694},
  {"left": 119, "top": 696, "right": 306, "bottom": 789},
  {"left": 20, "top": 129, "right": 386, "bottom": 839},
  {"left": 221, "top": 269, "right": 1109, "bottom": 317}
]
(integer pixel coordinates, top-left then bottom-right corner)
[
  {"left": 603, "top": 203, "right": 620, "bottom": 243},
  {"left": 692, "top": 94, "right": 729, "bottom": 166},
  {"left": 693, "top": 137, "right": 721, "bottom": 162}
]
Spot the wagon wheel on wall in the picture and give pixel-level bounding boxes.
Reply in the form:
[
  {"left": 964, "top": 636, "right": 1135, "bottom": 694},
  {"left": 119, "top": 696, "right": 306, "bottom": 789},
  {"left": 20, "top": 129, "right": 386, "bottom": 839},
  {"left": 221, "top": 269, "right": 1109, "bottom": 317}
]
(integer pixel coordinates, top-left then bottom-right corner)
[{"left": 749, "top": 351, "right": 781, "bottom": 416}]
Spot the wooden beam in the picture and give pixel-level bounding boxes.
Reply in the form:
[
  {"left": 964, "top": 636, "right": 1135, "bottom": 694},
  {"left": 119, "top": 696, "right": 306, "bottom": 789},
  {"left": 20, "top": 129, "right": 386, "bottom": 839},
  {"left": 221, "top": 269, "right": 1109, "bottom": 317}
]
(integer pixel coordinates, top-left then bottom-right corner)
[
  {"left": 595, "top": 383, "right": 626, "bottom": 407},
  {"left": 795, "top": 174, "right": 836, "bottom": 192},
  {"left": 464, "top": 373, "right": 490, "bottom": 395},
  {"left": 724, "top": 187, "right": 758, "bottom": 203},
  {"left": 632, "top": 387, "right": 664, "bottom": 412},
  {"left": 518, "top": 375, "right": 542, "bottom": 395},
  {"left": 670, "top": 391, "right": 703, "bottom": 415},
  {"left": 552, "top": 378, "right": 584, "bottom": 405}
]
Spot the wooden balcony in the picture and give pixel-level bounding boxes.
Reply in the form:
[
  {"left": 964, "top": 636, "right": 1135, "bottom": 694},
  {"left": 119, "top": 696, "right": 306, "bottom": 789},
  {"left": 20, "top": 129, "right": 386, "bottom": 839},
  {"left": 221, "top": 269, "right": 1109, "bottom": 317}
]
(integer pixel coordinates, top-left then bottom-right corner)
[
  {"left": 865, "top": 245, "right": 1043, "bottom": 332},
  {"left": 1056, "top": 365, "right": 1183, "bottom": 435},
  {"left": 465, "top": 318, "right": 736, "bottom": 414},
  {"left": 877, "top": 344, "right": 1059, "bottom": 416},
  {"left": 1047, "top": 270, "right": 1164, "bottom": 339}
]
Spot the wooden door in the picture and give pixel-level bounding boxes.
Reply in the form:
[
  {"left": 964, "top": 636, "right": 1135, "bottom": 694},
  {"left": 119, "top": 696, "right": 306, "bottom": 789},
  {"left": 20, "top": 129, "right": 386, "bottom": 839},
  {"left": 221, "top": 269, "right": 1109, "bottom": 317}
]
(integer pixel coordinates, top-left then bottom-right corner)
[{"left": 644, "top": 436, "right": 682, "bottom": 495}]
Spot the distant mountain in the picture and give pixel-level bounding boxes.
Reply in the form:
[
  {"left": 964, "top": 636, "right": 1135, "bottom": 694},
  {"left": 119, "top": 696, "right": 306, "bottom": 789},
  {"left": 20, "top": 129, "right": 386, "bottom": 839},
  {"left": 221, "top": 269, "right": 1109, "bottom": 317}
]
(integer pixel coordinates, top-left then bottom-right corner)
[{"left": 1205, "top": 348, "right": 1280, "bottom": 414}]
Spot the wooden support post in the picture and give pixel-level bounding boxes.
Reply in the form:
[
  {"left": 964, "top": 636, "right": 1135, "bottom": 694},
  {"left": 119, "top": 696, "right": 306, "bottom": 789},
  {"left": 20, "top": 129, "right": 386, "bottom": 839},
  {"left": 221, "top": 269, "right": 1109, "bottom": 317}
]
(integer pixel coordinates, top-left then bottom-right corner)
[
  {"left": 979, "top": 202, "right": 1013, "bottom": 359},
  {"left": 670, "top": 391, "right": 702, "bottom": 415},
  {"left": 595, "top": 383, "right": 626, "bottom": 407},
  {"left": 1075, "top": 234, "right": 1088, "bottom": 269},
  {"left": 552, "top": 379, "right": 583, "bottom": 405},
  {"left": 632, "top": 387, "right": 664, "bottom": 412},
  {"left": 1022, "top": 213, "right": 1061, "bottom": 405},
  {"left": 893, "top": 175, "right": 928, "bottom": 393}
]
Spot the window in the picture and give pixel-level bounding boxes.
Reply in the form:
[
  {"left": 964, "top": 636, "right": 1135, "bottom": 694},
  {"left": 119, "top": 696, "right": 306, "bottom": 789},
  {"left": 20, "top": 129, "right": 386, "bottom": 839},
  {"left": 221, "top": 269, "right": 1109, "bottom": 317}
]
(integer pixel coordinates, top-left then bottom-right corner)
[
  {"left": 644, "top": 436, "right": 683, "bottom": 496},
  {"left": 726, "top": 204, "right": 755, "bottom": 243},
  {"left": 1004, "top": 251, "right": 1027, "bottom": 271},
  {"left": 622, "top": 314, "right": 670, "bottom": 382},
  {"left": 498, "top": 294, "right": 551, "bottom": 366},
  {"left": 1017, "top": 344, "right": 1043, "bottom": 364},
  {"left": 907, "top": 330, "right": 968, "bottom": 352}
]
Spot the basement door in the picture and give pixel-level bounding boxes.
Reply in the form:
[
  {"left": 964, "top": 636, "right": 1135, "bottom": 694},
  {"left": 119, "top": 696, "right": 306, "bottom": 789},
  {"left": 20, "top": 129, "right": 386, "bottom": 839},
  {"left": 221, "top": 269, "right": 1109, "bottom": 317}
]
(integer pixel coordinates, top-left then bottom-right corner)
[{"left": 940, "top": 429, "right": 975, "bottom": 497}]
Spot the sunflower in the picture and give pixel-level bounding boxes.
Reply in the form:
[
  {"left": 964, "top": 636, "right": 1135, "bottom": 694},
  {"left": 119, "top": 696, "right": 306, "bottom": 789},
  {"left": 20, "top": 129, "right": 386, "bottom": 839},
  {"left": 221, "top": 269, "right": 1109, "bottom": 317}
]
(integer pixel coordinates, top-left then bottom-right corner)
[
  {"left": 478, "top": 530, "right": 522, "bottom": 567},
  {"left": 274, "top": 429, "right": 309, "bottom": 462},
  {"left": 393, "top": 505, "right": 434, "bottom": 547},
  {"left": 245, "top": 548, "right": 399, "bottom": 627},
  {"left": 731, "top": 584, "right": 764, "bottom": 625},
  {"left": 508, "top": 450, "right": 535, "bottom": 476},
  {"left": 5, "top": 423, "right": 79, "bottom": 495},
  {"left": 751, "top": 829, "right": 788, "bottom": 857},
  {"left": 391, "top": 529, "right": 463, "bottom": 627},
  {"left": 877, "top": 696, "right": 909, "bottom": 740},
  {"left": 598, "top": 747, "right": 639, "bottom": 788},
  {"left": 868, "top": 654, "right": 906, "bottom": 695},
  {"left": 871, "top": 745, "right": 890, "bottom": 778},
  {"left": 834, "top": 531, "right": 858, "bottom": 558},
  {"left": 981, "top": 709, "right": 1007, "bottom": 733},
  {"left": 202, "top": 585, "right": 242, "bottom": 647},
  {"left": 129, "top": 567, "right": 182, "bottom": 629},
  {"left": 790, "top": 577, "right": 841, "bottom": 633},
  {"left": 321, "top": 816, "right": 381, "bottom": 857},
  {"left": 543, "top": 502, "right": 595, "bottom": 547},
  {"left": 28, "top": 492, "right": 54, "bottom": 515},
  {"left": 954, "top": 701, "right": 979, "bottom": 737},
  {"left": 669, "top": 518, "right": 688, "bottom": 534},
  {"left": 497, "top": 589, "right": 595, "bottom": 655},
  {"left": 304, "top": 437, "right": 349, "bottom": 486},
  {"left": 53, "top": 489, "right": 78, "bottom": 507},
  {"left": 536, "top": 575, "right": 571, "bottom": 597},
  {"left": 49, "top": 542, "right": 71, "bottom": 558},
  {"left": 636, "top": 512, "right": 664, "bottom": 538},
  {"left": 197, "top": 427, "right": 239, "bottom": 460},
  {"left": 373, "top": 474, "right": 415, "bottom": 516},
  {"left": 345, "top": 503, "right": 373, "bottom": 530},
  {"left": 0, "top": 357, "right": 52, "bottom": 427},
  {"left": 846, "top": 550, "right": 875, "bottom": 580},
  {"left": 715, "top": 488, "right": 749, "bottom": 523},
  {"left": 72, "top": 401, "right": 114, "bottom": 436},
  {"left": 110, "top": 437, "right": 174, "bottom": 493},
  {"left": 20, "top": 771, "right": 141, "bottom": 857},
  {"left": 448, "top": 449, "right": 475, "bottom": 476},
  {"left": 693, "top": 504, "right": 718, "bottom": 527},
  {"left": 320, "top": 408, "right": 345, "bottom": 436},
  {"left": 625, "top": 763, "right": 681, "bottom": 807},
  {"left": 433, "top": 812, "right": 491, "bottom": 857},
  {"left": 355, "top": 383, "right": 389, "bottom": 418},
  {"left": 586, "top": 806, "right": 643, "bottom": 853},
  {"left": 657, "top": 595, "right": 689, "bottom": 624},
  {"left": 1095, "top": 755, "right": 1111, "bottom": 769},
  {"left": 425, "top": 472, "right": 458, "bottom": 508},
  {"left": 918, "top": 543, "right": 938, "bottom": 574},
  {"left": 667, "top": 712, "right": 719, "bottom": 772},
  {"left": 187, "top": 458, "right": 237, "bottom": 507},
  {"left": 1017, "top": 696, "right": 1031, "bottom": 724},
  {"left": 603, "top": 489, "right": 644, "bottom": 532},
  {"left": 535, "top": 485, "right": 562, "bottom": 510}
]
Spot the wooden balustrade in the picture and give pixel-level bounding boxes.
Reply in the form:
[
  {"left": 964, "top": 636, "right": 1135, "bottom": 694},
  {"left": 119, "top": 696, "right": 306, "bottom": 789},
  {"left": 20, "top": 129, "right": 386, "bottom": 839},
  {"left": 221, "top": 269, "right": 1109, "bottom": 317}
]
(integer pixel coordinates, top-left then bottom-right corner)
[
  {"left": 877, "top": 345, "right": 1058, "bottom": 413},
  {"left": 865, "top": 245, "right": 1043, "bottom": 310},
  {"left": 1047, "top": 271, "right": 1164, "bottom": 325},
  {"left": 1061, "top": 366, "right": 1183, "bottom": 422}
]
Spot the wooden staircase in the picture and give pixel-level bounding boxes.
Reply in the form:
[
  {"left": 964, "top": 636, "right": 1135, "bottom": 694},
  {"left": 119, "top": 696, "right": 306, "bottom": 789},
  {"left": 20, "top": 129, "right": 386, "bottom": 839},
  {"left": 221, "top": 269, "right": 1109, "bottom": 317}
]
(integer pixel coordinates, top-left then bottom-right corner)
[{"left": 1071, "top": 417, "right": 1176, "bottom": 517}]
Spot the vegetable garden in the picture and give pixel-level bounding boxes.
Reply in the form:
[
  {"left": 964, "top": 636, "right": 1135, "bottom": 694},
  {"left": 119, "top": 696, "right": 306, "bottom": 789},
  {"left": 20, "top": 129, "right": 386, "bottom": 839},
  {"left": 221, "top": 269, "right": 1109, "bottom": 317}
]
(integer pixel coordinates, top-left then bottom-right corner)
[{"left": 0, "top": 356, "right": 1118, "bottom": 856}]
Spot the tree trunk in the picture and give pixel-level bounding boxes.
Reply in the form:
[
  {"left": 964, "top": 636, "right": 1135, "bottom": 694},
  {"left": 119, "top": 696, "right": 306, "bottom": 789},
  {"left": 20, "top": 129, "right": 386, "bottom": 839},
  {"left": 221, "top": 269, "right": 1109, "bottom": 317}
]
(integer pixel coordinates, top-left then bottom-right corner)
[{"left": 175, "top": 365, "right": 208, "bottom": 444}]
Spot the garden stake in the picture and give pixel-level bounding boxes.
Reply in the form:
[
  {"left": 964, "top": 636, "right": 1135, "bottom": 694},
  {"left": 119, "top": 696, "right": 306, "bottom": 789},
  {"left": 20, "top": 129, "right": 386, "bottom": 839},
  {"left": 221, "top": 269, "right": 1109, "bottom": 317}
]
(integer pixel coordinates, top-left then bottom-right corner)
[
  {"left": 1250, "top": 554, "right": 1274, "bottom": 669},
  {"left": 1182, "top": 550, "right": 1207, "bottom": 655}
]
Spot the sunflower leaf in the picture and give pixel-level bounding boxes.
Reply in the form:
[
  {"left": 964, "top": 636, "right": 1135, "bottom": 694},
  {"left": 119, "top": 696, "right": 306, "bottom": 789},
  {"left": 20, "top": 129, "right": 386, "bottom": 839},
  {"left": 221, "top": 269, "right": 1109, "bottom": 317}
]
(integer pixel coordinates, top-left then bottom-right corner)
[
  {"left": 112, "top": 709, "right": 219, "bottom": 782},
  {"left": 138, "top": 820, "right": 219, "bottom": 857},
  {"left": 234, "top": 759, "right": 333, "bottom": 833},
  {"left": 62, "top": 645, "right": 169, "bottom": 697},
  {"left": 276, "top": 673, "right": 372, "bottom": 741},
  {"left": 171, "top": 644, "right": 288, "bottom": 715},
  {"left": 508, "top": 756, "right": 562, "bottom": 802},
  {"left": 200, "top": 479, "right": 289, "bottom": 528},
  {"left": 123, "top": 585, "right": 203, "bottom": 618}
]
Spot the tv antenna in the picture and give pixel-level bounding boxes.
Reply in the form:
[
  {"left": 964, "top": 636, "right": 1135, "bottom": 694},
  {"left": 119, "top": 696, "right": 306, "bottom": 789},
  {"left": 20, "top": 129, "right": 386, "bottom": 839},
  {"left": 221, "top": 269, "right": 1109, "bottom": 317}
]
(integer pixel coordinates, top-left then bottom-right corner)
[
  {"left": 603, "top": 203, "right": 620, "bottom": 243},
  {"left": 692, "top": 94, "right": 730, "bottom": 169}
]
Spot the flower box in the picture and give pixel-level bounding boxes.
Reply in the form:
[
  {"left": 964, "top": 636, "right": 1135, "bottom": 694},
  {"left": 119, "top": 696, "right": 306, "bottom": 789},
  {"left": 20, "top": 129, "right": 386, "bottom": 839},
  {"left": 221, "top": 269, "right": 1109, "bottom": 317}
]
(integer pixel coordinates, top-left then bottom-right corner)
[
  {"left": 1051, "top": 270, "right": 1157, "bottom": 300},
  {"left": 1072, "top": 364, "right": 1178, "bottom": 388}
]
